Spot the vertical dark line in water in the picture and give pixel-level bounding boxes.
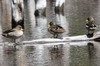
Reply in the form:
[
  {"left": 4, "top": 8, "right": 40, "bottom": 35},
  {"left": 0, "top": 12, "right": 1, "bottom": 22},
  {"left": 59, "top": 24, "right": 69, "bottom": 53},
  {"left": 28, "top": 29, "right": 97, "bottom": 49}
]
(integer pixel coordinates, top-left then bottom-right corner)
[
  {"left": 70, "top": 45, "right": 90, "bottom": 66},
  {"left": 87, "top": 42, "right": 94, "bottom": 66},
  {"left": 48, "top": 44, "right": 65, "bottom": 66},
  {"left": 24, "top": 46, "right": 36, "bottom": 66},
  {"left": 3, "top": 47, "right": 17, "bottom": 66}
]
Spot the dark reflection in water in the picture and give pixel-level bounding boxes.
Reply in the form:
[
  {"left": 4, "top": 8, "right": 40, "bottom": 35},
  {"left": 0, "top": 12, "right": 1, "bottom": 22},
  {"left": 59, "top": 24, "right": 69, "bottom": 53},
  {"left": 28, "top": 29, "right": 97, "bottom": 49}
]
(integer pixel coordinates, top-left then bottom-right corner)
[
  {"left": 0, "top": 47, "right": 3, "bottom": 65},
  {"left": 49, "top": 45, "right": 64, "bottom": 66},
  {"left": 88, "top": 42, "right": 100, "bottom": 66},
  {"left": 1, "top": 0, "right": 100, "bottom": 66},
  {"left": 3, "top": 46, "right": 17, "bottom": 66},
  {"left": 70, "top": 44, "right": 90, "bottom": 66},
  {"left": 20, "top": 43, "right": 70, "bottom": 66},
  {"left": 1, "top": 41, "right": 100, "bottom": 66},
  {"left": 34, "top": 17, "right": 48, "bottom": 39}
]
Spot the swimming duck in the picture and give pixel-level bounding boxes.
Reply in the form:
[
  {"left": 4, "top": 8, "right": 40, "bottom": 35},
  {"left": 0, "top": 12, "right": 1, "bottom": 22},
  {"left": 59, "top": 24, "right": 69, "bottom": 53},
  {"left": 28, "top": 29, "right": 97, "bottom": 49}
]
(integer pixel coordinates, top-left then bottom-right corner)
[
  {"left": 48, "top": 22, "right": 65, "bottom": 38},
  {"left": 2, "top": 25, "right": 23, "bottom": 43},
  {"left": 85, "top": 17, "right": 97, "bottom": 38}
]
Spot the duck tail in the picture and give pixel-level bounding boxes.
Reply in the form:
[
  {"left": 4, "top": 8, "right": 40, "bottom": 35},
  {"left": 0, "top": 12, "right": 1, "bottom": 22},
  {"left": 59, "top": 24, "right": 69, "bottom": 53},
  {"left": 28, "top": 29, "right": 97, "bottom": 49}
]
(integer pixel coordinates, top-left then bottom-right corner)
[{"left": 2, "top": 33, "right": 7, "bottom": 37}]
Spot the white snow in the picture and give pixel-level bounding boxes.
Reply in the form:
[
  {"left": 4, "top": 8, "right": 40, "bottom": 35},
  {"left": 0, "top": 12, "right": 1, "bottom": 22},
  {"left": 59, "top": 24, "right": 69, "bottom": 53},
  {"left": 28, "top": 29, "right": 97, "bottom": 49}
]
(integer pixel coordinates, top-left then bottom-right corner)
[
  {"left": 70, "top": 41, "right": 88, "bottom": 46},
  {"left": 62, "top": 35, "right": 90, "bottom": 41},
  {"left": 36, "top": 0, "right": 46, "bottom": 9},
  {"left": 56, "top": 0, "right": 65, "bottom": 7}
]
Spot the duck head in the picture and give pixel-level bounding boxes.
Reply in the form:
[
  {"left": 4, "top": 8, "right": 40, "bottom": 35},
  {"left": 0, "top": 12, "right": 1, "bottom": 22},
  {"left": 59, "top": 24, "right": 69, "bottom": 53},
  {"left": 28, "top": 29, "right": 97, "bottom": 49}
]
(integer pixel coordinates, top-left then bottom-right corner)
[
  {"left": 86, "top": 16, "right": 94, "bottom": 23},
  {"left": 15, "top": 25, "right": 23, "bottom": 31},
  {"left": 48, "top": 22, "right": 54, "bottom": 27}
]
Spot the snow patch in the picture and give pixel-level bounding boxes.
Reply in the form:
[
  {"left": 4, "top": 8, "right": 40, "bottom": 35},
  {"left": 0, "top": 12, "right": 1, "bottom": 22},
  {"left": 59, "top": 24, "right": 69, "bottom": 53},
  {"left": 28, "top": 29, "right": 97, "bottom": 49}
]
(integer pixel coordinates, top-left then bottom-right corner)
[
  {"left": 56, "top": 0, "right": 65, "bottom": 7},
  {"left": 36, "top": 0, "right": 46, "bottom": 9},
  {"left": 70, "top": 41, "right": 88, "bottom": 46}
]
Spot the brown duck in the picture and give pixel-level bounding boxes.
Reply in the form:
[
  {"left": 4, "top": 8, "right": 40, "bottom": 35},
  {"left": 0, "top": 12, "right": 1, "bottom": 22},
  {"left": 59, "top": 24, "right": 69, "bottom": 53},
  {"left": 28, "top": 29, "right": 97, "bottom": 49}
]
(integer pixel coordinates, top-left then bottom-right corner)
[
  {"left": 48, "top": 22, "right": 65, "bottom": 38},
  {"left": 85, "top": 17, "right": 97, "bottom": 38},
  {"left": 2, "top": 25, "right": 23, "bottom": 43}
]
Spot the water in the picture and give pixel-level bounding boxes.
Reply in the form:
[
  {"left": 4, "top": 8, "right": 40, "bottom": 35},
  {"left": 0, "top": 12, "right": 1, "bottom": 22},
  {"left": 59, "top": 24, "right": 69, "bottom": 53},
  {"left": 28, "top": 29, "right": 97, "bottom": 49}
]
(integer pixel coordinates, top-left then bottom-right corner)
[
  {"left": 1, "top": 0, "right": 100, "bottom": 66},
  {"left": 0, "top": 41, "right": 100, "bottom": 66}
]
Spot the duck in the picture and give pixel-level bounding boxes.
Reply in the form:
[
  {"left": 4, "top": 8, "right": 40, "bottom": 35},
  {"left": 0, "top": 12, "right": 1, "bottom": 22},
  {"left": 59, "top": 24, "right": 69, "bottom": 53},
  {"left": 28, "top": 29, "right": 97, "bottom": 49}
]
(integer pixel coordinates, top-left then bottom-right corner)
[
  {"left": 85, "top": 17, "right": 97, "bottom": 38},
  {"left": 2, "top": 25, "right": 23, "bottom": 43},
  {"left": 48, "top": 22, "right": 65, "bottom": 38}
]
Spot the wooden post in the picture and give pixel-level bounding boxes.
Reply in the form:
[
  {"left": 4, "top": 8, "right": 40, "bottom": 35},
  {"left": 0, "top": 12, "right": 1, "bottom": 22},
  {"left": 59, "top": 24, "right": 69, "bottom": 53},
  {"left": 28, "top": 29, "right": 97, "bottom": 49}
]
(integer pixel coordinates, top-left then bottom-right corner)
[
  {"left": 1, "top": 0, "right": 12, "bottom": 42},
  {"left": 0, "top": 0, "right": 3, "bottom": 42},
  {"left": 1, "top": 0, "right": 12, "bottom": 31},
  {"left": 24, "top": 0, "right": 35, "bottom": 40}
]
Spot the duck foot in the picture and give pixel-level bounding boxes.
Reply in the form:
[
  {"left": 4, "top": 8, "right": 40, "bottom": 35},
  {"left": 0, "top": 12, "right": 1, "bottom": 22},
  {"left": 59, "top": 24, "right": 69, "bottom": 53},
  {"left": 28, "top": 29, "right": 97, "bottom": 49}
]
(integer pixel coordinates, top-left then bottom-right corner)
[{"left": 86, "top": 33, "right": 94, "bottom": 38}]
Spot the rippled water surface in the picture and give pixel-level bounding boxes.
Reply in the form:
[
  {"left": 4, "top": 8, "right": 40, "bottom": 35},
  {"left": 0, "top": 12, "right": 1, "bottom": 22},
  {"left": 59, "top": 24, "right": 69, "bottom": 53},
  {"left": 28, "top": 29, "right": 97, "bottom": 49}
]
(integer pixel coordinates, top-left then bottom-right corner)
[
  {"left": 0, "top": 41, "right": 100, "bottom": 66},
  {"left": 1, "top": 0, "right": 100, "bottom": 66}
]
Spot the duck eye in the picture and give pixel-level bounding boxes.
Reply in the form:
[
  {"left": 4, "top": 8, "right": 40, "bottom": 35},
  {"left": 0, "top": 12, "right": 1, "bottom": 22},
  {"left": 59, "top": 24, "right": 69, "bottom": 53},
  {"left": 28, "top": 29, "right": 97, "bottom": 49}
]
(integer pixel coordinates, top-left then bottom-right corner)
[{"left": 19, "top": 27, "right": 23, "bottom": 30}]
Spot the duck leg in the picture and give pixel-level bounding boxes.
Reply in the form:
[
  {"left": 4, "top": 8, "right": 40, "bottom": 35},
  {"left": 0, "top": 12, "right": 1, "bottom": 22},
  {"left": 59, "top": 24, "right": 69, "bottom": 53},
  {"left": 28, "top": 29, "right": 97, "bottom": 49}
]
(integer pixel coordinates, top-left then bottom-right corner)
[
  {"left": 88, "top": 30, "right": 90, "bottom": 34},
  {"left": 12, "top": 39, "right": 16, "bottom": 43},
  {"left": 54, "top": 34, "right": 58, "bottom": 38}
]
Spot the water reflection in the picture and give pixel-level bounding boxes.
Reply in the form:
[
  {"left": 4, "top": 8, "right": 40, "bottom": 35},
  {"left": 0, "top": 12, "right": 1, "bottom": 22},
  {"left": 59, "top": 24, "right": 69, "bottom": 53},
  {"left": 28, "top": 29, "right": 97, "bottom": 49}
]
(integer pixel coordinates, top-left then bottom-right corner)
[
  {"left": 0, "top": 46, "right": 3, "bottom": 65},
  {"left": 1, "top": 41, "right": 100, "bottom": 66},
  {"left": 70, "top": 42, "right": 90, "bottom": 66},
  {"left": 3, "top": 46, "right": 17, "bottom": 66},
  {"left": 22, "top": 43, "right": 70, "bottom": 66},
  {"left": 49, "top": 44, "right": 70, "bottom": 66},
  {"left": 24, "top": 45, "right": 51, "bottom": 66},
  {"left": 34, "top": 17, "right": 48, "bottom": 39},
  {"left": 88, "top": 41, "right": 100, "bottom": 66}
]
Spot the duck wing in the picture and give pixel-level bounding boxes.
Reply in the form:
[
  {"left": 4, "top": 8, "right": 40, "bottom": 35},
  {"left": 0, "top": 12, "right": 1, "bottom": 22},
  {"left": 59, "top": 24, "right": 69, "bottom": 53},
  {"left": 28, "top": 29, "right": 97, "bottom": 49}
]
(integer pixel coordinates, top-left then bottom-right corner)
[
  {"left": 3, "top": 29, "right": 15, "bottom": 33},
  {"left": 52, "top": 25, "right": 65, "bottom": 33}
]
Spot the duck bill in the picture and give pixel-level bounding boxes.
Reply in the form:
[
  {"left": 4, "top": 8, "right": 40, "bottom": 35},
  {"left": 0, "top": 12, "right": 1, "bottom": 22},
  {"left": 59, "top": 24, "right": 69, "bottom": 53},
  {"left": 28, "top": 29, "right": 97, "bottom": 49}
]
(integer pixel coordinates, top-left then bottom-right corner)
[
  {"left": 48, "top": 24, "right": 50, "bottom": 27},
  {"left": 21, "top": 28, "right": 23, "bottom": 31},
  {"left": 86, "top": 20, "right": 89, "bottom": 22}
]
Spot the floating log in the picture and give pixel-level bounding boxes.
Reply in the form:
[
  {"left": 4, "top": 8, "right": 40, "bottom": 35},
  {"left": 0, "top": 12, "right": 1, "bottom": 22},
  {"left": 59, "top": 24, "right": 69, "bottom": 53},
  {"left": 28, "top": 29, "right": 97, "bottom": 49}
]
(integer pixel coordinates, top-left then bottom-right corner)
[
  {"left": 0, "top": 32, "right": 100, "bottom": 46},
  {"left": 19, "top": 31, "right": 100, "bottom": 45},
  {"left": 0, "top": 31, "right": 100, "bottom": 47}
]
